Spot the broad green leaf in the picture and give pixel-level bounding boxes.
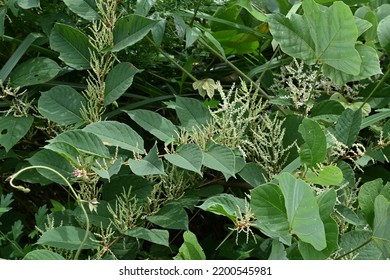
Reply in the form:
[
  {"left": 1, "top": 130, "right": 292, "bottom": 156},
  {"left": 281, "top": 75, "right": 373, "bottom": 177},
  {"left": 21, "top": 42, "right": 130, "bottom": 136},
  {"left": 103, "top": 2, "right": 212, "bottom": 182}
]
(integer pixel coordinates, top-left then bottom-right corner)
[
  {"left": 235, "top": 0, "right": 266, "bottom": 21},
  {"left": 104, "top": 62, "right": 141, "bottom": 106},
  {"left": 303, "top": 0, "right": 360, "bottom": 75},
  {"left": 128, "top": 143, "right": 165, "bottom": 176},
  {"left": 250, "top": 183, "right": 291, "bottom": 246},
  {"left": 16, "top": 0, "right": 40, "bottom": 9},
  {"left": 38, "top": 85, "right": 86, "bottom": 125},
  {"left": 358, "top": 178, "right": 390, "bottom": 227},
  {"left": 174, "top": 231, "right": 206, "bottom": 260},
  {"left": 62, "top": 0, "right": 98, "bottom": 21},
  {"left": 373, "top": 195, "right": 390, "bottom": 257},
  {"left": 135, "top": 0, "right": 156, "bottom": 17},
  {"left": 198, "top": 193, "right": 245, "bottom": 222},
  {"left": 378, "top": 15, "right": 390, "bottom": 54},
  {"left": 126, "top": 109, "right": 178, "bottom": 143},
  {"left": 202, "top": 144, "right": 235, "bottom": 178},
  {"left": 339, "top": 230, "right": 383, "bottom": 260},
  {"left": 278, "top": 172, "right": 326, "bottom": 251},
  {"left": 91, "top": 158, "right": 122, "bottom": 181},
  {"left": 164, "top": 144, "right": 203, "bottom": 175},
  {"left": 147, "top": 202, "right": 188, "bottom": 230},
  {"left": 44, "top": 142, "right": 80, "bottom": 165},
  {"left": 9, "top": 57, "right": 60, "bottom": 87},
  {"left": 305, "top": 166, "right": 343, "bottom": 186},
  {"left": 83, "top": 121, "right": 144, "bottom": 153},
  {"left": 185, "top": 25, "right": 201, "bottom": 49},
  {"left": 204, "top": 31, "right": 226, "bottom": 58},
  {"left": 28, "top": 149, "right": 74, "bottom": 185},
  {"left": 268, "top": 13, "right": 316, "bottom": 64},
  {"left": 361, "top": 109, "right": 390, "bottom": 130},
  {"left": 337, "top": 160, "right": 355, "bottom": 188},
  {"left": 125, "top": 227, "right": 169, "bottom": 247},
  {"left": 299, "top": 189, "right": 338, "bottom": 259},
  {"left": 175, "top": 96, "right": 211, "bottom": 130},
  {"left": 112, "top": 15, "right": 158, "bottom": 52},
  {"left": 268, "top": 240, "right": 288, "bottom": 260},
  {"left": 354, "top": 16, "right": 372, "bottom": 37},
  {"left": 151, "top": 18, "right": 166, "bottom": 46},
  {"left": 47, "top": 130, "right": 110, "bottom": 158},
  {"left": 298, "top": 118, "right": 327, "bottom": 167},
  {"left": 23, "top": 249, "right": 65, "bottom": 260},
  {"left": 238, "top": 163, "right": 267, "bottom": 187},
  {"left": 50, "top": 23, "right": 92, "bottom": 70},
  {"left": 334, "top": 108, "right": 362, "bottom": 147},
  {"left": 37, "top": 226, "right": 98, "bottom": 250},
  {"left": 0, "top": 115, "right": 33, "bottom": 152}
]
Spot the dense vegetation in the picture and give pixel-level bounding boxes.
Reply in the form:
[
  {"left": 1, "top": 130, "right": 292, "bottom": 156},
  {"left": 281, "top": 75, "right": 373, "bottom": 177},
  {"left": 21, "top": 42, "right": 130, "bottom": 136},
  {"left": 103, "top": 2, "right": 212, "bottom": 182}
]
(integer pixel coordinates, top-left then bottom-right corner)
[{"left": 0, "top": 0, "right": 389, "bottom": 260}]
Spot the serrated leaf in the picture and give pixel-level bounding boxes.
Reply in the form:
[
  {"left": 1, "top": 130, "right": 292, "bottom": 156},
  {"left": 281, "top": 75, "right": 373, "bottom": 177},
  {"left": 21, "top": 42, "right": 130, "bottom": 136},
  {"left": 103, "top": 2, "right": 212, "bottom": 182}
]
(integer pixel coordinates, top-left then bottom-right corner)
[
  {"left": 62, "top": 0, "right": 98, "bottom": 21},
  {"left": 334, "top": 108, "right": 362, "bottom": 147},
  {"left": 104, "top": 62, "right": 141, "bottom": 106},
  {"left": 164, "top": 144, "right": 203, "bottom": 174},
  {"left": 128, "top": 143, "right": 165, "bottom": 176},
  {"left": 47, "top": 130, "right": 110, "bottom": 158},
  {"left": 198, "top": 193, "right": 245, "bottom": 222},
  {"left": 9, "top": 57, "right": 61, "bottom": 87},
  {"left": 175, "top": 96, "right": 211, "bottom": 130},
  {"left": 112, "top": 15, "right": 158, "bottom": 52},
  {"left": 278, "top": 172, "right": 326, "bottom": 251},
  {"left": 174, "top": 231, "right": 206, "bottom": 260},
  {"left": 305, "top": 166, "right": 343, "bottom": 186},
  {"left": 38, "top": 85, "right": 86, "bottom": 125},
  {"left": 0, "top": 115, "right": 33, "bottom": 152},
  {"left": 250, "top": 183, "right": 291, "bottom": 246},
  {"left": 83, "top": 121, "right": 144, "bottom": 153},
  {"left": 202, "top": 144, "right": 235, "bottom": 178},
  {"left": 147, "top": 202, "right": 188, "bottom": 230},
  {"left": 298, "top": 118, "right": 327, "bottom": 167},
  {"left": 126, "top": 109, "right": 178, "bottom": 143},
  {"left": 125, "top": 227, "right": 169, "bottom": 247},
  {"left": 49, "top": 23, "right": 93, "bottom": 70},
  {"left": 23, "top": 249, "right": 65, "bottom": 260},
  {"left": 28, "top": 149, "right": 74, "bottom": 185},
  {"left": 36, "top": 226, "right": 98, "bottom": 250}
]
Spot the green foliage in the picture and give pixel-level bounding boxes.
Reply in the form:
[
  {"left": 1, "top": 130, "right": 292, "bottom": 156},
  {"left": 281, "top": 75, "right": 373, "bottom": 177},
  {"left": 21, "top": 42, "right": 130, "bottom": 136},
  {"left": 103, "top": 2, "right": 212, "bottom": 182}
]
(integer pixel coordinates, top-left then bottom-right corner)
[{"left": 0, "top": 0, "right": 389, "bottom": 260}]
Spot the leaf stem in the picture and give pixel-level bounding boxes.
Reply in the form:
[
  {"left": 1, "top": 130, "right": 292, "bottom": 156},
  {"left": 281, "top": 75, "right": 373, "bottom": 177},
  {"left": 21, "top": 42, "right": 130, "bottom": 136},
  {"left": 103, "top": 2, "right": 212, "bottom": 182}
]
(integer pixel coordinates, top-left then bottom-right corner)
[{"left": 7, "top": 166, "right": 90, "bottom": 260}]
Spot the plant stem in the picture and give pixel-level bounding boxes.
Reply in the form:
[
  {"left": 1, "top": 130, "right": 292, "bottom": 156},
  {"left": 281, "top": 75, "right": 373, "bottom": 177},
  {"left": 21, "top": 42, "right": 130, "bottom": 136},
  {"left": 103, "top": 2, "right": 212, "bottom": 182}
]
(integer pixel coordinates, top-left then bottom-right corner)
[
  {"left": 335, "top": 238, "right": 372, "bottom": 259},
  {"left": 189, "top": 0, "right": 202, "bottom": 27},
  {"left": 359, "top": 67, "right": 390, "bottom": 110},
  {"left": 8, "top": 166, "right": 90, "bottom": 260}
]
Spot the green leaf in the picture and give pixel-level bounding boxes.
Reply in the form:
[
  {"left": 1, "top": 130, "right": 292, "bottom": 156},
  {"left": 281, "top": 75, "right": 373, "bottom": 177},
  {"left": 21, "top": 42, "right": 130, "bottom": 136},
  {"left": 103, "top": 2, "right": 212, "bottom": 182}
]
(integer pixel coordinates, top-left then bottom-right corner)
[
  {"left": 303, "top": 0, "right": 360, "bottom": 75},
  {"left": 235, "top": 0, "right": 267, "bottom": 22},
  {"left": 372, "top": 195, "right": 390, "bottom": 258},
  {"left": 44, "top": 142, "right": 80, "bottom": 165},
  {"left": 238, "top": 163, "right": 267, "bottom": 187},
  {"left": 49, "top": 23, "right": 93, "bottom": 70},
  {"left": 126, "top": 109, "right": 178, "bottom": 143},
  {"left": 135, "top": 0, "right": 156, "bottom": 17},
  {"left": 104, "top": 62, "right": 141, "bottom": 106},
  {"left": 16, "top": 0, "right": 40, "bottom": 9},
  {"left": 91, "top": 158, "right": 122, "bottom": 181},
  {"left": 339, "top": 230, "right": 383, "bottom": 260},
  {"left": 128, "top": 143, "right": 165, "bottom": 176},
  {"left": 278, "top": 172, "right": 326, "bottom": 251},
  {"left": 361, "top": 109, "right": 390, "bottom": 130},
  {"left": 36, "top": 226, "right": 98, "bottom": 250},
  {"left": 38, "top": 85, "right": 86, "bottom": 125},
  {"left": 62, "top": 0, "right": 98, "bottom": 21},
  {"left": 9, "top": 57, "right": 61, "bottom": 87},
  {"left": 305, "top": 166, "right": 343, "bottom": 186},
  {"left": 202, "top": 144, "right": 236, "bottom": 178},
  {"left": 250, "top": 183, "right": 291, "bottom": 246},
  {"left": 147, "top": 202, "right": 189, "bottom": 230},
  {"left": 298, "top": 118, "right": 327, "bottom": 167},
  {"left": 28, "top": 149, "right": 74, "bottom": 185},
  {"left": 0, "top": 115, "right": 33, "bottom": 152},
  {"left": 268, "top": 240, "right": 288, "bottom": 260},
  {"left": 83, "top": 121, "right": 144, "bottom": 153},
  {"left": 125, "top": 227, "right": 169, "bottom": 247},
  {"left": 378, "top": 15, "right": 390, "bottom": 54},
  {"left": 358, "top": 178, "right": 390, "bottom": 227},
  {"left": 47, "top": 130, "right": 110, "bottom": 158},
  {"left": 198, "top": 193, "right": 245, "bottom": 222},
  {"left": 112, "top": 15, "right": 158, "bottom": 52},
  {"left": 298, "top": 189, "right": 338, "bottom": 259},
  {"left": 175, "top": 96, "right": 211, "bottom": 130},
  {"left": 174, "top": 231, "right": 206, "bottom": 260},
  {"left": 23, "top": 249, "right": 65, "bottom": 260},
  {"left": 0, "top": 7, "right": 6, "bottom": 37},
  {"left": 334, "top": 108, "right": 362, "bottom": 147},
  {"left": 164, "top": 144, "right": 203, "bottom": 175}
]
